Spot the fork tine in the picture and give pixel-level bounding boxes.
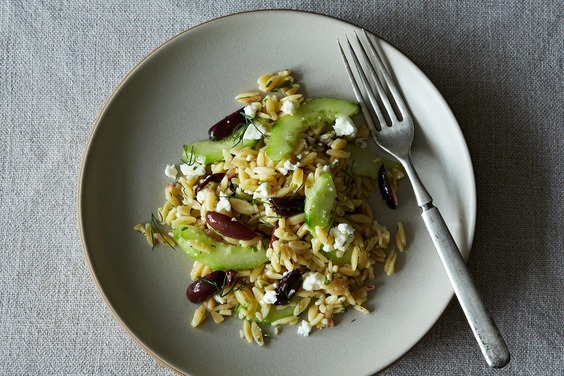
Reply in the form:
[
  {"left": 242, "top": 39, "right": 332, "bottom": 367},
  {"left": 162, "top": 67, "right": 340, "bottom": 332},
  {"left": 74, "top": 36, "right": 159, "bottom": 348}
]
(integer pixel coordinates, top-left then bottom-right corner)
[
  {"left": 340, "top": 35, "right": 389, "bottom": 131},
  {"left": 360, "top": 29, "right": 410, "bottom": 120},
  {"left": 351, "top": 31, "right": 400, "bottom": 124},
  {"left": 337, "top": 40, "right": 378, "bottom": 134}
]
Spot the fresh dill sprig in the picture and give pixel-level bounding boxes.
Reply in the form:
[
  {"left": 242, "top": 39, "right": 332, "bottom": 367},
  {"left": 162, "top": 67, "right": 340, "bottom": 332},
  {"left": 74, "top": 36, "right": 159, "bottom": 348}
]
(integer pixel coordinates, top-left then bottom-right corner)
[
  {"left": 290, "top": 182, "right": 305, "bottom": 198},
  {"left": 257, "top": 209, "right": 280, "bottom": 227},
  {"left": 343, "top": 160, "right": 358, "bottom": 190},
  {"left": 149, "top": 213, "right": 176, "bottom": 251},
  {"left": 232, "top": 112, "right": 255, "bottom": 147},
  {"left": 182, "top": 145, "right": 197, "bottom": 166},
  {"left": 201, "top": 277, "right": 250, "bottom": 298}
]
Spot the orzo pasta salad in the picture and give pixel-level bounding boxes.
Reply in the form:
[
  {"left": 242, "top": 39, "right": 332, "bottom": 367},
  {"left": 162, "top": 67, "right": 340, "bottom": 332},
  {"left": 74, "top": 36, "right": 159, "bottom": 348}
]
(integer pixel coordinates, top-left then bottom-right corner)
[{"left": 134, "top": 70, "right": 407, "bottom": 345}]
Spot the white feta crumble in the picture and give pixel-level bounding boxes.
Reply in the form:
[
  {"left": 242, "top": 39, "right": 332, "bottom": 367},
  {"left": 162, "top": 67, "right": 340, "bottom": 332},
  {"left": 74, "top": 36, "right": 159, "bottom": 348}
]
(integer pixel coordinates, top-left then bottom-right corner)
[
  {"left": 262, "top": 290, "right": 277, "bottom": 305},
  {"left": 264, "top": 202, "right": 275, "bottom": 217},
  {"left": 302, "top": 272, "right": 325, "bottom": 291},
  {"left": 196, "top": 189, "right": 207, "bottom": 203},
  {"left": 253, "top": 182, "right": 271, "bottom": 202},
  {"left": 243, "top": 102, "right": 262, "bottom": 118},
  {"left": 281, "top": 100, "right": 299, "bottom": 115},
  {"left": 278, "top": 159, "right": 300, "bottom": 175},
  {"left": 180, "top": 162, "right": 206, "bottom": 177},
  {"left": 329, "top": 223, "right": 356, "bottom": 257},
  {"left": 216, "top": 196, "right": 231, "bottom": 212},
  {"left": 297, "top": 320, "right": 312, "bottom": 336},
  {"left": 242, "top": 121, "right": 266, "bottom": 141},
  {"left": 355, "top": 138, "right": 368, "bottom": 148},
  {"left": 164, "top": 164, "right": 178, "bottom": 179},
  {"left": 333, "top": 116, "right": 357, "bottom": 137}
]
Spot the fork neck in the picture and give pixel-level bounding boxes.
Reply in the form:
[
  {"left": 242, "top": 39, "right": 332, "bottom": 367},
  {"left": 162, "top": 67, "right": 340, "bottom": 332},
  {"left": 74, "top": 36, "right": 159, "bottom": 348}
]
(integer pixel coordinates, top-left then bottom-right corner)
[{"left": 397, "top": 154, "right": 433, "bottom": 209}]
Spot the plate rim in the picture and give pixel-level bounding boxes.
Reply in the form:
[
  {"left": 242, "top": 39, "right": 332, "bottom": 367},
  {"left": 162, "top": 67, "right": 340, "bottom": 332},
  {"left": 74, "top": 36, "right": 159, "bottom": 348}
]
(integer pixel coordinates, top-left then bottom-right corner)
[{"left": 77, "top": 8, "right": 477, "bottom": 375}]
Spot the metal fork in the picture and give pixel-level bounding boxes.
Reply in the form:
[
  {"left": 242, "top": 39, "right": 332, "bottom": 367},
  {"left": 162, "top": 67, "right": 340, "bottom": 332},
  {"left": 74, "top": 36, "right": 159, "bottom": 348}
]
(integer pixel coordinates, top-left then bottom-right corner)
[{"left": 338, "top": 30, "right": 510, "bottom": 368}]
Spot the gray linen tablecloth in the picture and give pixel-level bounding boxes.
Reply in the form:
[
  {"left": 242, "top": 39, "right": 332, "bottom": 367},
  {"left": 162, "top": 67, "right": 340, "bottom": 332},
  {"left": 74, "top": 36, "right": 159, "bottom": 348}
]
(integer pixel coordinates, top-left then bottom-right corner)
[{"left": 1, "top": 1, "right": 562, "bottom": 375}]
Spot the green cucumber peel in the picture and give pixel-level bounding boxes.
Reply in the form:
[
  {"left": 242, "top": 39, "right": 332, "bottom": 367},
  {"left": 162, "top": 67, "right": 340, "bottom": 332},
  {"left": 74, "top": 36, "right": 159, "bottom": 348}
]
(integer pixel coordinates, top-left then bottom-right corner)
[
  {"left": 304, "top": 173, "right": 337, "bottom": 233},
  {"left": 266, "top": 98, "right": 360, "bottom": 161},
  {"left": 172, "top": 225, "right": 268, "bottom": 270},
  {"left": 183, "top": 133, "right": 258, "bottom": 165},
  {"left": 344, "top": 144, "right": 404, "bottom": 180}
]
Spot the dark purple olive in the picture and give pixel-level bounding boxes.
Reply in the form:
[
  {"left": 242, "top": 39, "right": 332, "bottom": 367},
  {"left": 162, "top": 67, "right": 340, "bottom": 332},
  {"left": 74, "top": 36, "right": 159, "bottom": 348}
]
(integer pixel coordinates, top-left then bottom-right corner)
[
  {"left": 224, "top": 270, "right": 237, "bottom": 286},
  {"left": 208, "top": 108, "right": 246, "bottom": 141},
  {"left": 378, "top": 165, "right": 397, "bottom": 209},
  {"left": 274, "top": 268, "right": 302, "bottom": 305},
  {"left": 195, "top": 173, "right": 226, "bottom": 195},
  {"left": 187, "top": 270, "right": 229, "bottom": 303},
  {"left": 268, "top": 196, "right": 305, "bottom": 216},
  {"left": 205, "top": 211, "right": 256, "bottom": 241}
]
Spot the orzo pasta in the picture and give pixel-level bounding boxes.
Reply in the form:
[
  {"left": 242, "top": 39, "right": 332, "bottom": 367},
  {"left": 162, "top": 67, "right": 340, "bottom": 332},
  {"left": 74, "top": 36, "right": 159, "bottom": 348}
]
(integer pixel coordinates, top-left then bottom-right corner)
[{"left": 134, "top": 70, "right": 408, "bottom": 346}]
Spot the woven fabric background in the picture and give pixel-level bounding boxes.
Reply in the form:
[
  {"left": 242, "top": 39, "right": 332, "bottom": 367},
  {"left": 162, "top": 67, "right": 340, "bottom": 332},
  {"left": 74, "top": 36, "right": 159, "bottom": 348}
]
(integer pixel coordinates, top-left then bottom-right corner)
[{"left": 1, "top": 1, "right": 562, "bottom": 375}]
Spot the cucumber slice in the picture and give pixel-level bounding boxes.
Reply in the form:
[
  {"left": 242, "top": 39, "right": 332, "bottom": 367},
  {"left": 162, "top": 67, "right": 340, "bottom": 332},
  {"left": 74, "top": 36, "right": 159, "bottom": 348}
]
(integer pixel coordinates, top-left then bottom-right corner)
[
  {"left": 323, "top": 247, "right": 353, "bottom": 266},
  {"left": 266, "top": 98, "right": 360, "bottom": 161},
  {"left": 235, "top": 297, "right": 303, "bottom": 325},
  {"left": 261, "top": 301, "right": 298, "bottom": 325},
  {"left": 172, "top": 225, "right": 268, "bottom": 270},
  {"left": 345, "top": 144, "right": 404, "bottom": 179},
  {"left": 304, "top": 173, "right": 336, "bottom": 232},
  {"left": 183, "top": 132, "right": 258, "bottom": 165}
]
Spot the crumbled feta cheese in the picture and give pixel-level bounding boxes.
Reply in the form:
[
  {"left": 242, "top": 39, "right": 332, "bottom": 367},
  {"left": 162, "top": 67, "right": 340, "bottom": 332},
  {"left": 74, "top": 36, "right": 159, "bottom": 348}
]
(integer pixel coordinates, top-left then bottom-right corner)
[
  {"left": 216, "top": 196, "right": 231, "bottom": 212},
  {"left": 262, "top": 290, "right": 277, "bottom": 304},
  {"left": 164, "top": 164, "right": 178, "bottom": 179},
  {"left": 244, "top": 102, "right": 262, "bottom": 118},
  {"left": 297, "top": 320, "right": 312, "bottom": 336},
  {"left": 243, "top": 121, "right": 266, "bottom": 140},
  {"left": 253, "top": 182, "right": 271, "bottom": 202},
  {"left": 281, "top": 100, "right": 299, "bottom": 115},
  {"left": 355, "top": 138, "right": 368, "bottom": 148},
  {"left": 196, "top": 189, "right": 207, "bottom": 203},
  {"left": 180, "top": 163, "right": 206, "bottom": 177},
  {"left": 278, "top": 159, "right": 300, "bottom": 175},
  {"left": 330, "top": 223, "right": 355, "bottom": 256},
  {"left": 264, "top": 202, "right": 275, "bottom": 217},
  {"left": 333, "top": 116, "right": 357, "bottom": 137},
  {"left": 302, "top": 272, "right": 325, "bottom": 291}
]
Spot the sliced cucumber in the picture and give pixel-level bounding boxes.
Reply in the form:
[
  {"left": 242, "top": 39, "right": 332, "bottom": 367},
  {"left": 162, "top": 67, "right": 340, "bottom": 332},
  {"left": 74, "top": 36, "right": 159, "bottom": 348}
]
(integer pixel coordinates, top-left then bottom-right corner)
[
  {"left": 236, "top": 297, "right": 303, "bottom": 325},
  {"left": 261, "top": 301, "right": 298, "bottom": 325},
  {"left": 304, "top": 173, "right": 336, "bottom": 233},
  {"left": 183, "top": 132, "right": 258, "bottom": 165},
  {"left": 345, "top": 144, "right": 404, "bottom": 180},
  {"left": 172, "top": 225, "right": 268, "bottom": 270},
  {"left": 345, "top": 145, "right": 382, "bottom": 180},
  {"left": 323, "top": 247, "right": 353, "bottom": 266},
  {"left": 266, "top": 98, "right": 360, "bottom": 161}
]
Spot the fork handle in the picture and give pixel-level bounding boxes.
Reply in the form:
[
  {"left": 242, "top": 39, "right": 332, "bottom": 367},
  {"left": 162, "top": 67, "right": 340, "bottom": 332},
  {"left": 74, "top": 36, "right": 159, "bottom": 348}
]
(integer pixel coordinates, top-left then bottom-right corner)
[{"left": 421, "top": 205, "right": 510, "bottom": 368}]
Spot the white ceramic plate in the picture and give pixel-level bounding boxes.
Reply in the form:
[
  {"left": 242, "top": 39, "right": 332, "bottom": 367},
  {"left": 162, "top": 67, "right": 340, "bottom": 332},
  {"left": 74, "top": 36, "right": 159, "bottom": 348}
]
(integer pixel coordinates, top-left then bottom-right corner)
[{"left": 79, "top": 10, "right": 475, "bottom": 376}]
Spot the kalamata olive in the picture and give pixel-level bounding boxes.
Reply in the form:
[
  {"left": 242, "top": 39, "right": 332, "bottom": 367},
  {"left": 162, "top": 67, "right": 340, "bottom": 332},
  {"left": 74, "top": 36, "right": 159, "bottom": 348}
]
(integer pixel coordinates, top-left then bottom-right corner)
[
  {"left": 208, "top": 108, "right": 246, "bottom": 141},
  {"left": 274, "top": 268, "right": 302, "bottom": 305},
  {"left": 187, "top": 270, "right": 228, "bottom": 303},
  {"left": 224, "top": 270, "right": 237, "bottom": 286},
  {"left": 268, "top": 196, "right": 305, "bottom": 216},
  {"left": 205, "top": 211, "right": 256, "bottom": 241},
  {"left": 195, "top": 173, "right": 226, "bottom": 195},
  {"left": 378, "top": 164, "right": 397, "bottom": 209}
]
